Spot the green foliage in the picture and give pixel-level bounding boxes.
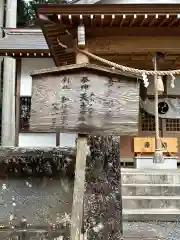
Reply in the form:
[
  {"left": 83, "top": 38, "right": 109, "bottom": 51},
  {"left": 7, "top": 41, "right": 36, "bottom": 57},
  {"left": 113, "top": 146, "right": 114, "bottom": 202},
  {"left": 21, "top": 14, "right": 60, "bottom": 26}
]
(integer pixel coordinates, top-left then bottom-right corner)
[{"left": 17, "top": 0, "right": 68, "bottom": 27}]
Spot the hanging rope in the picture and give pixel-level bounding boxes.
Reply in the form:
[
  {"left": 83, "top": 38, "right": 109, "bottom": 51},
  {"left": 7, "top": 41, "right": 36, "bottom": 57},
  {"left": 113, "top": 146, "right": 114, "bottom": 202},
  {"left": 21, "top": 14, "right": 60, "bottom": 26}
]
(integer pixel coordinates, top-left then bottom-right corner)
[
  {"left": 77, "top": 48, "right": 180, "bottom": 76},
  {"left": 152, "top": 54, "right": 164, "bottom": 163}
]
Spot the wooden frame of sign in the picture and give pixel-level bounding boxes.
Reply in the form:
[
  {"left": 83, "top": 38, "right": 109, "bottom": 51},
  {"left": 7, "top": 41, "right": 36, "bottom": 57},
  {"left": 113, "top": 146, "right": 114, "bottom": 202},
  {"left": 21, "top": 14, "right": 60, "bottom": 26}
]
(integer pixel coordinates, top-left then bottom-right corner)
[{"left": 30, "top": 63, "right": 140, "bottom": 239}]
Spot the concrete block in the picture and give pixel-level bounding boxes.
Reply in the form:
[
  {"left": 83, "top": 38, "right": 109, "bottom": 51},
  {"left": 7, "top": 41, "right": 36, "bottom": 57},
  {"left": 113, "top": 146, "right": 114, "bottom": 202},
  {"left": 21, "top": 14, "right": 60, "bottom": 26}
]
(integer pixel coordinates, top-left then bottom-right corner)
[
  {"left": 123, "top": 208, "right": 180, "bottom": 221},
  {"left": 135, "top": 156, "right": 177, "bottom": 169}
]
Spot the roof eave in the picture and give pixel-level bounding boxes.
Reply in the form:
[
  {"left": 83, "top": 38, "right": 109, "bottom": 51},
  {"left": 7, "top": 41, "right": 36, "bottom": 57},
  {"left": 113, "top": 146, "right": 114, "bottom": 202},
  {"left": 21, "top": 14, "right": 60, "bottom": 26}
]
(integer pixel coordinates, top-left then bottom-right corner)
[
  {"left": 3, "top": 28, "right": 43, "bottom": 35},
  {"left": 35, "top": 3, "right": 180, "bottom": 15}
]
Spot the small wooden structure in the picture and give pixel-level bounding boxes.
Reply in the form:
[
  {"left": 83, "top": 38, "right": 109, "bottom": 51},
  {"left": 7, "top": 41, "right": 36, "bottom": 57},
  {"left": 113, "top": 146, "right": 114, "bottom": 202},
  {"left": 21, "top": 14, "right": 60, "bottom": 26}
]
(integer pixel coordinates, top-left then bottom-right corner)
[{"left": 30, "top": 63, "right": 140, "bottom": 135}]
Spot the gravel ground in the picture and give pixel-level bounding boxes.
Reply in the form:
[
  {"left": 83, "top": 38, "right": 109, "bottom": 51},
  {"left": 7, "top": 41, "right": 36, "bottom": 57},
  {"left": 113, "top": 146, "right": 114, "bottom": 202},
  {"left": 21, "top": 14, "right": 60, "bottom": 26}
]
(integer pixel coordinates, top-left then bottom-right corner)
[
  {"left": 0, "top": 222, "right": 180, "bottom": 239},
  {"left": 123, "top": 221, "right": 180, "bottom": 239}
]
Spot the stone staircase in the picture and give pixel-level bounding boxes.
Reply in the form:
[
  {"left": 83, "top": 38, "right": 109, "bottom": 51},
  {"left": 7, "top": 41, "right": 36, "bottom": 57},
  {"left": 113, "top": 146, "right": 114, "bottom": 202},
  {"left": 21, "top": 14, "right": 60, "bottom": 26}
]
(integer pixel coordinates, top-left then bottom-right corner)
[{"left": 121, "top": 168, "right": 180, "bottom": 221}]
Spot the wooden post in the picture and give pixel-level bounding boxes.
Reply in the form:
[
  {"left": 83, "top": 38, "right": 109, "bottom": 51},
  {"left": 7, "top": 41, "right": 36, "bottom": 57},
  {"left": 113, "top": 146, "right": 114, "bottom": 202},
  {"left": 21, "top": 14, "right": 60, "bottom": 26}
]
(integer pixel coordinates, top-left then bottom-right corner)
[
  {"left": 71, "top": 26, "right": 89, "bottom": 240},
  {"left": 76, "top": 51, "right": 89, "bottom": 65},
  {"left": 1, "top": 0, "right": 17, "bottom": 146},
  {"left": 2, "top": 57, "right": 16, "bottom": 146},
  {"left": 15, "top": 58, "right": 21, "bottom": 146},
  {"left": 70, "top": 134, "right": 88, "bottom": 240}
]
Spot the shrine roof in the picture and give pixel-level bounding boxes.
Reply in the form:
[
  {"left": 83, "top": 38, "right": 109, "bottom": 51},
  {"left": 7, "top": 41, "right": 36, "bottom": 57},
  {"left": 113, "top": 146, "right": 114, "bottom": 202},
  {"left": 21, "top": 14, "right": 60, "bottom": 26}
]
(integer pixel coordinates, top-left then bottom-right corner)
[
  {"left": 0, "top": 28, "right": 50, "bottom": 57},
  {"left": 35, "top": 3, "right": 180, "bottom": 66},
  {"left": 31, "top": 63, "right": 141, "bottom": 79}
]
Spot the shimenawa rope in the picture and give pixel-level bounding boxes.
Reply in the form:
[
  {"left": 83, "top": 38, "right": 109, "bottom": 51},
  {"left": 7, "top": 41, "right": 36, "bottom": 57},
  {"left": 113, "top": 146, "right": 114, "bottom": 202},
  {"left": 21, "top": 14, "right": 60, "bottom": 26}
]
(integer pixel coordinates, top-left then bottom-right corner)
[{"left": 77, "top": 48, "right": 180, "bottom": 77}]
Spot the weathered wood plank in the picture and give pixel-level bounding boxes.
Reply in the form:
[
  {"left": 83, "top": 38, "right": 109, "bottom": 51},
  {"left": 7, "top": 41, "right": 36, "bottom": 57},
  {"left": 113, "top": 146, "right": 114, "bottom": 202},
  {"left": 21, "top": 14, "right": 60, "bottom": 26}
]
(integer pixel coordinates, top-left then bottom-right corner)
[
  {"left": 30, "top": 64, "right": 139, "bottom": 135},
  {"left": 84, "top": 136, "right": 123, "bottom": 239},
  {"left": 71, "top": 135, "right": 88, "bottom": 240}
]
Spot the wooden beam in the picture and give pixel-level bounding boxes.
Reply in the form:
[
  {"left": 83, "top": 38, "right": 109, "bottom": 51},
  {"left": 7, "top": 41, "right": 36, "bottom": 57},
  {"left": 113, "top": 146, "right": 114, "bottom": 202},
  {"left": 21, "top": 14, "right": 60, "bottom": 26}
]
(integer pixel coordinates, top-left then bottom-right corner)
[
  {"left": 168, "top": 15, "right": 179, "bottom": 27},
  {"left": 140, "top": 14, "right": 148, "bottom": 26},
  {"left": 91, "top": 58, "right": 176, "bottom": 70},
  {"left": 36, "top": 4, "right": 180, "bottom": 15},
  {"left": 158, "top": 14, "right": 169, "bottom": 27},
  {"left": 129, "top": 14, "right": 137, "bottom": 27},
  {"left": 86, "top": 27, "right": 180, "bottom": 37},
  {"left": 90, "top": 14, "right": 93, "bottom": 26},
  {"left": 79, "top": 14, "right": 83, "bottom": 25},
  {"left": 110, "top": 14, "right": 115, "bottom": 27},
  {"left": 100, "top": 14, "right": 104, "bottom": 26},
  {"left": 87, "top": 36, "right": 180, "bottom": 54},
  {"left": 149, "top": 14, "right": 158, "bottom": 27},
  {"left": 119, "top": 14, "right": 126, "bottom": 27}
]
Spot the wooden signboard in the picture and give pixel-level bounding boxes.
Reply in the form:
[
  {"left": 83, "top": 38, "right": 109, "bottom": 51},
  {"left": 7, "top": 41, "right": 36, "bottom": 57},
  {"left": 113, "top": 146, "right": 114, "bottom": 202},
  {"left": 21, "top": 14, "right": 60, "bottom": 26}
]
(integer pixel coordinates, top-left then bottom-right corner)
[{"left": 30, "top": 64, "right": 140, "bottom": 135}]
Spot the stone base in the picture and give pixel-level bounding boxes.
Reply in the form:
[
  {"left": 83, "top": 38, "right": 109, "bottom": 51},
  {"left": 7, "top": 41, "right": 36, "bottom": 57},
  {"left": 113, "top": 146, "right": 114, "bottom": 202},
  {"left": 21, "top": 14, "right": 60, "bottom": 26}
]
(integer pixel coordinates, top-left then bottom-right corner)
[{"left": 135, "top": 156, "right": 177, "bottom": 169}]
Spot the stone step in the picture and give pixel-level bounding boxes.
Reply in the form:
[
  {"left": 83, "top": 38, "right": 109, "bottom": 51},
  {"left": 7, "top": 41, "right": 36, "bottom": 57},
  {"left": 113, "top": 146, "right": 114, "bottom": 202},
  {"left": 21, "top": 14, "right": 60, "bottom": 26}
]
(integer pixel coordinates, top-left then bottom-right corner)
[
  {"left": 123, "top": 208, "right": 180, "bottom": 221},
  {"left": 122, "top": 172, "right": 180, "bottom": 184},
  {"left": 122, "top": 196, "right": 180, "bottom": 209},
  {"left": 122, "top": 229, "right": 165, "bottom": 240},
  {"left": 121, "top": 168, "right": 180, "bottom": 173},
  {"left": 122, "top": 184, "right": 180, "bottom": 196}
]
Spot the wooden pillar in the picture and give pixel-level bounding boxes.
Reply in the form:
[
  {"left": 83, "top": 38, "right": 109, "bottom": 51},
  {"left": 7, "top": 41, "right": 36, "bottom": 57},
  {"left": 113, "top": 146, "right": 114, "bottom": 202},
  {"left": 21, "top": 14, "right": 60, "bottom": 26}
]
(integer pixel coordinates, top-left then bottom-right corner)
[
  {"left": 84, "top": 136, "right": 123, "bottom": 239},
  {"left": 5, "top": 0, "right": 17, "bottom": 28},
  {"left": 1, "top": 0, "right": 17, "bottom": 146},
  {"left": 70, "top": 29, "right": 89, "bottom": 240},
  {"left": 71, "top": 134, "right": 88, "bottom": 240},
  {"left": 2, "top": 57, "right": 16, "bottom": 146}
]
